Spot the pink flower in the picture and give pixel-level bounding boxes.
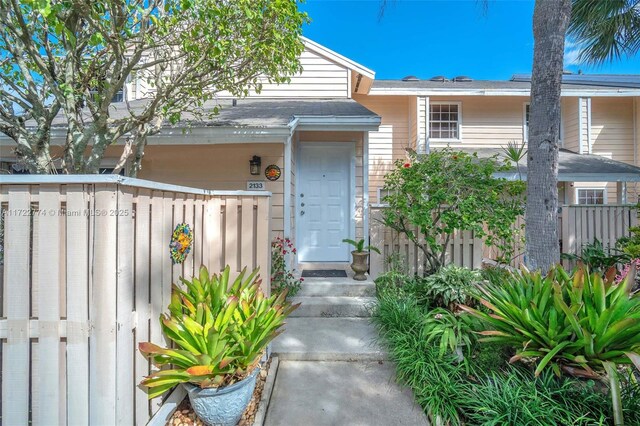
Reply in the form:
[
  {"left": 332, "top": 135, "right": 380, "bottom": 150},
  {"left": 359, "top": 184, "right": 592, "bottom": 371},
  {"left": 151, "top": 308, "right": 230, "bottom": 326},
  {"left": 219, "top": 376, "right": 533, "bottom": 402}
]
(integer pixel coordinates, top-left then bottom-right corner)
[
  {"left": 300, "top": 278, "right": 304, "bottom": 281},
  {"left": 292, "top": 248, "right": 297, "bottom": 254}
]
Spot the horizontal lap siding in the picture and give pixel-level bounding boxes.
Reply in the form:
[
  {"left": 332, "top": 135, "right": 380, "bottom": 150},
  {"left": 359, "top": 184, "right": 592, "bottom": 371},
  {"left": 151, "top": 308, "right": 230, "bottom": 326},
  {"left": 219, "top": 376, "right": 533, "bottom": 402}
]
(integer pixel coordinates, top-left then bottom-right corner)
[
  {"left": 135, "top": 143, "right": 285, "bottom": 235},
  {"left": 562, "top": 97, "right": 580, "bottom": 152},
  {"left": 354, "top": 95, "right": 412, "bottom": 204},
  {"left": 428, "top": 96, "right": 529, "bottom": 148},
  {"left": 590, "top": 97, "right": 635, "bottom": 203}
]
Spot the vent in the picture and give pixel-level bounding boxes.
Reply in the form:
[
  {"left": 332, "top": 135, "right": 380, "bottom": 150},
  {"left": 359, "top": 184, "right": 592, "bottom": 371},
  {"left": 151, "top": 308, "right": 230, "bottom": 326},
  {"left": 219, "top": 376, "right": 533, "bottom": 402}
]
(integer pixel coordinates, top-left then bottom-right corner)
[
  {"left": 453, "top": 76, "right": 472, "bottom": 82},
  {"left": 430, "top": 76, "right": 449, "bottom": 82},
  {"left": 401, "top": 75, "right": 419, "bottom": 81}
]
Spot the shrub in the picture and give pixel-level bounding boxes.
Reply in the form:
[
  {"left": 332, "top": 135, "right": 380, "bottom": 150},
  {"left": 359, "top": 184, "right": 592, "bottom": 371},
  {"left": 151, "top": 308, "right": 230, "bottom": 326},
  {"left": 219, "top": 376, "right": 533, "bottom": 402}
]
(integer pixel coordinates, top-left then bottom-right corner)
[
  {"left": 381, "top": 149, "right": 525, "bottom": 275},
  {"left": 561, "top": 238, "right": 630, "bottom": 272},
  {"left": 421, "top": 308, "right": 479, "bottom": 359},
  {"left": 139, "top": 266, "right": 298, "bottom": 398},
  {"left": 462, "top": 265, "right": 640, "bottom": 424},
  {"left": 413, "top": 265, "right": 481, "bottom": 310},
  {"left": 617, "top": 224, "right": 640, "bottom": 258},
  {"left": 271, "top": 237, "right": 303, "bottom": 297}
]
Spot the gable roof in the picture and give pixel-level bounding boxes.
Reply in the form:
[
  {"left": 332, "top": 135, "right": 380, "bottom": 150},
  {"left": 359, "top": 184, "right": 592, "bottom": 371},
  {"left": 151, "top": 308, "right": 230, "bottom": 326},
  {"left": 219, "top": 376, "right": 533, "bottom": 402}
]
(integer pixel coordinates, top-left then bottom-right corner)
[
  {"left": 512, "top": 74, "right": 640, "bottom": 88},
  {"left": 302, "top": 37, "right": 375, "bottom": 79}
]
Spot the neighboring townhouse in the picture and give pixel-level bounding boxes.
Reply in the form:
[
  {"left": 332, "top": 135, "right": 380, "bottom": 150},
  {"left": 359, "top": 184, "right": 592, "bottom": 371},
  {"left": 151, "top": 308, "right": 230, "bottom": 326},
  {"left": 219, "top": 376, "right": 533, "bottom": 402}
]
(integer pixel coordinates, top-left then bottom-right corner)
[{"left": 2, "top": 38, "right": 639, "bottom": 268}]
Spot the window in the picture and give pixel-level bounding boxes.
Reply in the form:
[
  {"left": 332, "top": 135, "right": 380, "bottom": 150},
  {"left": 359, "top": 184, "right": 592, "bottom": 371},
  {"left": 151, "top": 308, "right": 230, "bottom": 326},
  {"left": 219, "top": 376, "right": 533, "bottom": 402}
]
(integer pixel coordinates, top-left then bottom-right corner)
[
  {"left": 576, "top": 188, "right": 606, "bottom": 205},
  {"left": 429, "top": 103, "right": 461, "bottom": 140},
  {"left": 524, "top": 103, "right": 562, "bottom": 142}
]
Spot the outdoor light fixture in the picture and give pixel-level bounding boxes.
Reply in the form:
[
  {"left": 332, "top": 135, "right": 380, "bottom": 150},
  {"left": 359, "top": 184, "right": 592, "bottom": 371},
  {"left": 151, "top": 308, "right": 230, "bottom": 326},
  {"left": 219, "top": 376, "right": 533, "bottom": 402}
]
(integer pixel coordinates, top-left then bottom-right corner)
[{"left": 249, "top": 155, "right": 261, "bottom": 175}]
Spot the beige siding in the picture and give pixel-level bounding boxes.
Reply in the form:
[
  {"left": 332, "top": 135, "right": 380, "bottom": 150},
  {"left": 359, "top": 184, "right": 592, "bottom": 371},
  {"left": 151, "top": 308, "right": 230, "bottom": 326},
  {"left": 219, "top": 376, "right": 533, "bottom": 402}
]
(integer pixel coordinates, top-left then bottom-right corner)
[
  {"left": 590, "top": 97, "right": 635, "bottom": 203},
  {"left": 132, "top": 144, "right": 286, "bottom": 236},
  {"left": 250, "top": 49, "right": 349, "bottom": 98},
  {"left": 296, "top": 131, "right": 365, "bottom": 241},
  {"left": 408, "top": 96, "right": 418, "bottom": 149},
  {"left": 580, "top": 97, "right": 590, "bottom": 153},
  {"left": 353, "top": 95, "right": 411, "bottom": 203},
  {"left": 426, "top": 96, "right": 529, "bottom": 148},
  {"left": 562, "top": 97, "right": 580, "bottom": 152}
]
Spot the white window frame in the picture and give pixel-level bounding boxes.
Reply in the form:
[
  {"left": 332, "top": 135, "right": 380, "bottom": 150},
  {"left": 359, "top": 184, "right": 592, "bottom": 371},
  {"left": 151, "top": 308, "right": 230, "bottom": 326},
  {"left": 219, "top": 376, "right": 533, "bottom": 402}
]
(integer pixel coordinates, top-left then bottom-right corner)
[
  {"left": 575, "top": 187, "right": 607, "bottom": 205},
  {"left": 429, "top": 101, "right": 462, "bottom": 142},
  {"left": 523, "top": 102, "right": 563, "bottom": 144}
]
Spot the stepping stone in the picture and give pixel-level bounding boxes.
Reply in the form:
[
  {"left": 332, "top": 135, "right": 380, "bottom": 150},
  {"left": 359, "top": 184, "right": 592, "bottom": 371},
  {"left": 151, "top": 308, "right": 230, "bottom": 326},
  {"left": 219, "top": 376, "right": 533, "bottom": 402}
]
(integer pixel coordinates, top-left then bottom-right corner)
[
  {"left": 296, "top": 281, "right": 375, "bottom": 298},
  {"left": 264, "top": 361, "right": 429, "bottom": 426}
]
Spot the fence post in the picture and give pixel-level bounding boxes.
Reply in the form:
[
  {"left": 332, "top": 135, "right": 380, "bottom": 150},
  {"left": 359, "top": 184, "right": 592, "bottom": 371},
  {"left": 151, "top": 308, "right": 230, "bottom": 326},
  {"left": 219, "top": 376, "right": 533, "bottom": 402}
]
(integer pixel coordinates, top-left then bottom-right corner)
[{"left": 369, "top": 208, "right": 384, "bottom": 279}]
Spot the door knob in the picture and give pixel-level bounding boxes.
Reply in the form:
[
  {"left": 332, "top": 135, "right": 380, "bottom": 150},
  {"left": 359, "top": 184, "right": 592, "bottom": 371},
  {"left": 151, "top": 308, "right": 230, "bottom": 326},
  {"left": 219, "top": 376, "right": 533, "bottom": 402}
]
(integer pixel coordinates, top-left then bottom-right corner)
[
  {"left": 301, "top": 202, "right": 305, "bottom": 207},
  {"left": 300, "top": 210, "right": 305, "bottom": 216},
  {"left": 300, "top": 193, "right": 304, "bottom": 197}
]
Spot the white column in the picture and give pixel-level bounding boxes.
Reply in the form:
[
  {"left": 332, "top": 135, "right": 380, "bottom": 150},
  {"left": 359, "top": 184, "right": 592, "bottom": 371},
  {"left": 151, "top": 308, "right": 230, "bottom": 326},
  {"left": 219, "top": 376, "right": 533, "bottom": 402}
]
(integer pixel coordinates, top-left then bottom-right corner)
[
  {"left": 284, "top": 134, "right": 292, "bottom": 239},
  {"left": 363, "top": 131, "right": 370, "bottom": 246},
  {"left": 617, "top": 182, "right": 628, "bottom": 204}
]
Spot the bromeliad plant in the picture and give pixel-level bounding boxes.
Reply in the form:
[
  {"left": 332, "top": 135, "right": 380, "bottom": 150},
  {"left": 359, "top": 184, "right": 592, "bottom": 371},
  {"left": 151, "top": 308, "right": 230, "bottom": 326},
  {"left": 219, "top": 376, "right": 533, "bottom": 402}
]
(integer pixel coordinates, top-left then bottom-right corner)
[
  {"left": 462, "top": 265, "right": 640, "bottom": 425},
  {"left": 139, "top": 265, "right": 298, "bottom": 398}
]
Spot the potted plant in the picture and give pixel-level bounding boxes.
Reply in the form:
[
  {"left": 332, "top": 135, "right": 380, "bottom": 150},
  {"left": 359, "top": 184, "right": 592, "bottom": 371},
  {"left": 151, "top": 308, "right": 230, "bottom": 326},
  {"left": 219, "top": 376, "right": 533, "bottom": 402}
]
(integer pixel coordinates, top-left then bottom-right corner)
[
  {"left": 139, "top": 265, "right": 298, "bottom": 426},
  {"left": 342, "top": 238, "right": 380, "bottom": 281}
]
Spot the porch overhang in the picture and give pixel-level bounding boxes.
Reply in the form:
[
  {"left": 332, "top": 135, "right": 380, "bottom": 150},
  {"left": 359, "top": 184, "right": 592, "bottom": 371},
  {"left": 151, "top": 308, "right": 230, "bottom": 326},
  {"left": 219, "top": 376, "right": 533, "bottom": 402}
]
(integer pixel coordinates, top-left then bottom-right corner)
[
  {"left": 464, "top": 148, "right": 640, "bottom": 183},
  {"left": 293, "top": 115, "right": 381, "bottom": 132}
]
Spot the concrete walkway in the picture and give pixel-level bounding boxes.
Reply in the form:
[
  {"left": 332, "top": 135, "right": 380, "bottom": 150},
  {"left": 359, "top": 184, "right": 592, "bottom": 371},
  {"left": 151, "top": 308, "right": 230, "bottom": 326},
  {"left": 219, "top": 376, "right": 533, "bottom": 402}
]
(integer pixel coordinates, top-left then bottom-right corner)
[{"left": 266, "top": 275, "right": 429, "bottom": 426}]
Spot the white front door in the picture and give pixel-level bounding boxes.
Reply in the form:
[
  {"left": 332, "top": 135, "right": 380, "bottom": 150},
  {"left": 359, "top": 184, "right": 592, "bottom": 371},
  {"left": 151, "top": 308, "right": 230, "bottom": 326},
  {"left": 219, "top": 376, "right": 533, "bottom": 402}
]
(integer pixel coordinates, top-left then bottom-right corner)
[{"left": 297, "top": 143, "right": 353, "bottom": 262}]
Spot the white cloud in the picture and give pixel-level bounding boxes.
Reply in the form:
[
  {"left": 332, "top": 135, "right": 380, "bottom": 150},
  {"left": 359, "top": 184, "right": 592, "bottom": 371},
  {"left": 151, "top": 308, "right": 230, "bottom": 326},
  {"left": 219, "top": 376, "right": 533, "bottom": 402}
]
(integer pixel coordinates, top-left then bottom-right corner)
[{"left": 564, "top": 40, "right": 583, "bottom": 66}]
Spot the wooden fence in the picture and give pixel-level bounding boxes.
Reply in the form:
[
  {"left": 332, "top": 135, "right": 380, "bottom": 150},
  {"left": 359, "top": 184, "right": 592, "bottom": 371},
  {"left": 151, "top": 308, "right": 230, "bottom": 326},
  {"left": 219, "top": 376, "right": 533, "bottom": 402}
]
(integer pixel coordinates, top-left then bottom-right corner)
[
  {"left": 370, "top": 204, "right": 637, "bottom": 278},
  {"left": 0, "top": 176, "right": 271, "bottom": 426}
]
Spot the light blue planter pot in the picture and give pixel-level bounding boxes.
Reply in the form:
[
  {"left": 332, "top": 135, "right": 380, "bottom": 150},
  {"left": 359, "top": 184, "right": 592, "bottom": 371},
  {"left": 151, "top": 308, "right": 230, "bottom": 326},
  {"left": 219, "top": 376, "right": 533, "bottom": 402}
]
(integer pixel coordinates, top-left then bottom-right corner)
[{"left": 184, "top": 368, "right": 259, "bottom": 426}]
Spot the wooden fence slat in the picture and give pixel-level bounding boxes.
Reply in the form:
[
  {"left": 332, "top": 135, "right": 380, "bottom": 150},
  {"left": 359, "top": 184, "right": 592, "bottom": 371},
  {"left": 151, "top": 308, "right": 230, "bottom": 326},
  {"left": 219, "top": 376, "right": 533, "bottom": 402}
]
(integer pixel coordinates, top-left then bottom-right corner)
[
  {"left": 134, "top": 190, "right": 152, "bottom": 426},
  {"left": 183, "top": 195, "right": 195, "bottom": 279},
  {"left": 37, "top": 186, "right": 62, "bottom": 424},
  {"left": 193, "top": 197, "right": 204, "bottom": 270},
  {"left": 149, "top": 192, "right": 164, "bottom": 348},
  {"left": 241, "top": 198, "right": 255, "bottom": 271},
  {"left": 66, "top": 185, "right": 90, "bottom": 425},
  {"left": 256, "top": 197, "right": 271, "bottom": 296},
  {"left": 2, "top": 187, "right": 31, "bottom": 426},
  {"left": 90, "top": 185, "right": 119, "bottom": 424},
  {"left": 116, "top": 188, "right": 135, "bottom": 425},
  {"left": 172, "top": 195, "right": 185, "bottom": 284},
  {"left": 225, "top": 198, "right": 239, "bottom": 272},
  {"left": 208, "top": 198, "right": 222, "bottom": 273}
]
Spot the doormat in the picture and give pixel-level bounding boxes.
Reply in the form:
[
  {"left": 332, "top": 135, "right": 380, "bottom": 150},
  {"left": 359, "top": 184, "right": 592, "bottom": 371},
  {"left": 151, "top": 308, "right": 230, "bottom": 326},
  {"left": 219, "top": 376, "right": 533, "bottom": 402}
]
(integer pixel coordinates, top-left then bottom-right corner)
[{"left": 301, "top": 269, "right": 348, "bottom": 278}]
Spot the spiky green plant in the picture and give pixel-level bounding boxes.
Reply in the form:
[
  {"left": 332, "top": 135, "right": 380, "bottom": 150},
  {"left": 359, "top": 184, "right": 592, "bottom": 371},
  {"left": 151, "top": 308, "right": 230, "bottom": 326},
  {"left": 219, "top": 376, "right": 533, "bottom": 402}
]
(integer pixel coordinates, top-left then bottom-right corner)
[
  {"left": 461, "top": 265, "right": 640, "bottom": 424},
  {"left": 139, "top": 265, "right": 298, "bottom": 398},
  {"left": 342, "top": 238, "right": 381, "bottom": 254}
]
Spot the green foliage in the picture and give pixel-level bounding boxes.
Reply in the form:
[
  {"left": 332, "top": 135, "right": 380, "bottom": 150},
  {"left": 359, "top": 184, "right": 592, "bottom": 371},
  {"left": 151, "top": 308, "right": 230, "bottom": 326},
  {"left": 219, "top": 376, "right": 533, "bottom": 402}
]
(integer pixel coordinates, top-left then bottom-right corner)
[
  {"left": 457, "top": 368, "right": 610, "bottom": 426},
  {"left": 413, "top": 265, "right": 481, "bottom": 310},
  {"left": 371, "top": 292, "right": 634, "bottom": 425},
  {"left": 617, "top": 225, "right": 640, "bottom": 259},
  {"left": 139, "top": 265, "right": 298, "bottom": 398},
  {"left": 421, "top": 308, "right": 479, "bottom": 359},
  {"left": 382, "top": 149, "right": 525, "bottom": 275},
  {"left": 0, "top": 0, "right": 308, "bottom": 174},
  {"left": 342, "top": 238, "right": 380, "bottom": 254},
  {"left": 561, "top": 239, "right": 630, "bottom": 272},
  {"left": 374, "top": 270, "right": 413, "bottom": 299},
  {"left": 463, "top": 265, "right": 640, "bottom": 378},
  {"left": 271, "top": 237, "right": 303, "bottom": 298}
]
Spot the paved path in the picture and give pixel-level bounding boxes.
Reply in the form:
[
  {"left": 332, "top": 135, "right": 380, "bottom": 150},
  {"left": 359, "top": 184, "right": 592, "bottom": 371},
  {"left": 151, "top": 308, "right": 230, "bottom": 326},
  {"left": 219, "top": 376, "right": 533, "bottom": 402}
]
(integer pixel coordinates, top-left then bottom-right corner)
[{"left": 265, "top": 275, "right": 429, "bottom": 426}]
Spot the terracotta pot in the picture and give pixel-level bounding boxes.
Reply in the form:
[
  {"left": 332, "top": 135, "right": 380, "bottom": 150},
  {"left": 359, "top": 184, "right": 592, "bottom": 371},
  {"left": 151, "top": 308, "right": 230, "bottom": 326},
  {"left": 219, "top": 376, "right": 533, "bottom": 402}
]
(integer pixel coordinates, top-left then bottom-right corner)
[{"left": 350, "top": 251, "right": 370, "bottom": 281}]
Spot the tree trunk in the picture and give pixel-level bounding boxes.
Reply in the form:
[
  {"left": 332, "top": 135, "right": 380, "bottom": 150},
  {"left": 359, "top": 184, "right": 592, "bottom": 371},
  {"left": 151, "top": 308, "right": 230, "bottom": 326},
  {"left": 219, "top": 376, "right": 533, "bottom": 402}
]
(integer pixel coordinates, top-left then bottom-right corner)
[{"left": 525, "top": 0, "right": 571, "bottom": 273}]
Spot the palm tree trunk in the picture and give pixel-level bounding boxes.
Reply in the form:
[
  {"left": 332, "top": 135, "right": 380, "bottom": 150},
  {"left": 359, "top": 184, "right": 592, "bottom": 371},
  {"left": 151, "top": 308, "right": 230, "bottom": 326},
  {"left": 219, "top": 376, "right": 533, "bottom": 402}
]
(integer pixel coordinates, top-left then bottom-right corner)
[{"left": 525, "top": 0, "right": 571, "bottom": 273}]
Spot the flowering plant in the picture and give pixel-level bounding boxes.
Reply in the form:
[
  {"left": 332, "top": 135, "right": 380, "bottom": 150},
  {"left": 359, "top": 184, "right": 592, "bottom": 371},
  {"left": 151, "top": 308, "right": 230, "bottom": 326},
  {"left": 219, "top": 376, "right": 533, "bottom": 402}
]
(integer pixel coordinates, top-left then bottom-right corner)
[
  {"left": 616, "top": 258, "right": 640, "bottom": 292},
  {"left": 271, "top": 237, "right": 303, "bottom": 298}
]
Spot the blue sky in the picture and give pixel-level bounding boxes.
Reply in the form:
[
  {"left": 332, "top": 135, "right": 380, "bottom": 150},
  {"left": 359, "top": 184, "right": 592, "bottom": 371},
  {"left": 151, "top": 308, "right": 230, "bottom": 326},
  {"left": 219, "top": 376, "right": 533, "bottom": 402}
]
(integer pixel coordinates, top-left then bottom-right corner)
[{"left": 300, "top": 0, "right": 640, "bottom": 80}]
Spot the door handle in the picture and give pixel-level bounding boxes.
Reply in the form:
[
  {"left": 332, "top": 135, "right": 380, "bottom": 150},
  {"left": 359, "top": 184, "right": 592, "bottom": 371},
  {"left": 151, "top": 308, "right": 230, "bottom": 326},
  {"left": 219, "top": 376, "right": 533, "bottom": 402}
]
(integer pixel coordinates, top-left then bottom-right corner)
[
  {"left": 300, "top": 210, "right": 305, "bottom": 216},
  {"left": 301, "top": 202, "right": 305, "bottom": 207}
]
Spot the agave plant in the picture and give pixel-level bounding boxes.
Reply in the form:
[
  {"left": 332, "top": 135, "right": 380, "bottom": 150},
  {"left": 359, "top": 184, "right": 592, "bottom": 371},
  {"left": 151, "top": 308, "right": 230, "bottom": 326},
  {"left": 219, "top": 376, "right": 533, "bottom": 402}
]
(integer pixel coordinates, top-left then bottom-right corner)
[
  {"left": 461, "top": 265, "right": 640, "bottom": 424},
  {"left": 139, "top": 265, "right": 299, "bottom": 398}
]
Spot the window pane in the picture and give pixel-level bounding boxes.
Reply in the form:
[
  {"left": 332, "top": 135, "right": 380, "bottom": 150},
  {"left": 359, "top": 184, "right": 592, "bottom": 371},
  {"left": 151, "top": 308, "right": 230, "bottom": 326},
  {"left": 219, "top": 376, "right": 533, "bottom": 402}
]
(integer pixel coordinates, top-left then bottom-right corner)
[{"left": 429, "top": 104, "right": 460, "bottom": 140}]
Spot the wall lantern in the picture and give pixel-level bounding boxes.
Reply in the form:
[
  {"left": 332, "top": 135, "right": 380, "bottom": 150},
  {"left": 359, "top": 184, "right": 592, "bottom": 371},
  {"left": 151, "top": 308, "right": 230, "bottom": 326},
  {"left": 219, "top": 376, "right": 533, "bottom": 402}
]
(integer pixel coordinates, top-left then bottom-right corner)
[{"left": 249, "top": 155, "right": 261, "bottom": 175}]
